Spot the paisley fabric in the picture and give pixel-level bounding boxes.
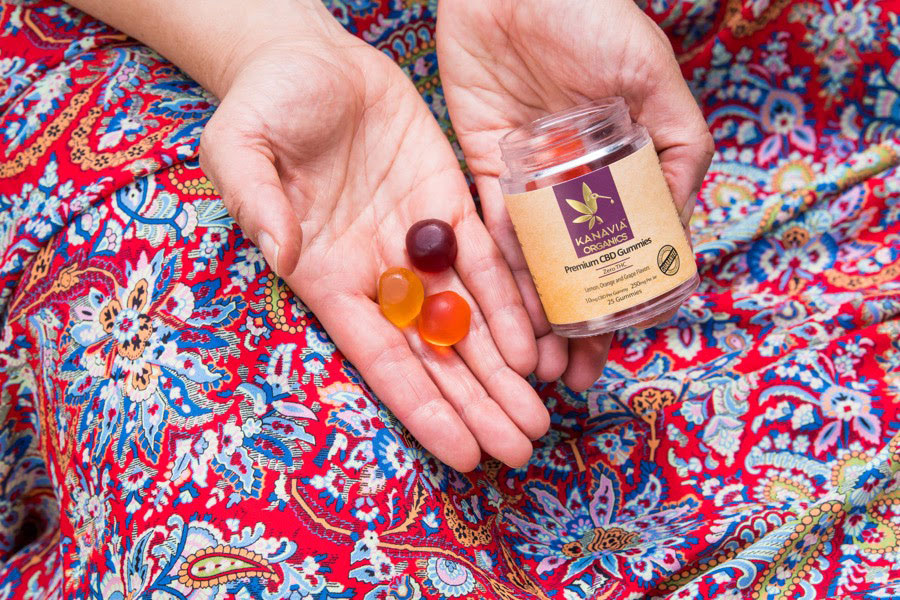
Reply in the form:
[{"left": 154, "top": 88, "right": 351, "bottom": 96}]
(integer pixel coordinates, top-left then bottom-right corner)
[{"left": 1, "top": 0, "right": 899, "bottom": 598}]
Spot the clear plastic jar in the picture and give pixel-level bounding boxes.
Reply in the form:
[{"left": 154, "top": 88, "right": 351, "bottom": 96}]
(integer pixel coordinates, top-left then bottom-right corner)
[{"left": 498, "top": 98, "right": 699, "bottom": 337}]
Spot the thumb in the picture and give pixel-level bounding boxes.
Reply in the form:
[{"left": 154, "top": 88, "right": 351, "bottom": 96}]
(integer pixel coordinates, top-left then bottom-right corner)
[
  {"left": 659, "top": 142, "right": 711, "bottom": 229},
  {"left": 199, "top": 124, "right": 303, "bottom": 277},
  {"left": 623, "top": 24, "right": 713, "bottom": 228}
]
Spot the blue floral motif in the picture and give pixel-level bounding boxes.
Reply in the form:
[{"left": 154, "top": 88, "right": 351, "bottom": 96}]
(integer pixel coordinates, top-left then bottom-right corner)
[
  {"left": 424, "top": 558, "right": 476, "bottom": 598},
  {"left": 503, "top": 464, "right": 701, "bottom": 586},
  {"left": 63, "top": 250, "right": 238, "bottom": 463}
]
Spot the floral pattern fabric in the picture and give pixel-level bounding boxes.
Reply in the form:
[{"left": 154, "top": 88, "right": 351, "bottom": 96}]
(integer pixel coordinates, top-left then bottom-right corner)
[{"left": 1, "top": 0, "right": 900, "bottom": 598}]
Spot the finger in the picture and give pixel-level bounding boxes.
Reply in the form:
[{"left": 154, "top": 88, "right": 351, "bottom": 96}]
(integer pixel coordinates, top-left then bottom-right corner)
[
  {"left": 454, "top": 210, "right": 538, "bottom": 377},
  {"left": 633, "top": 223, "right": 696, "bottom": 330},
  {"left": 621, "top": 24, "right": 714, "bottom": 219},
  {"left": 562, "top": 334, "right": 612, "bottom": 392},
  {"left": 440, "top": 274, "right": 551, "bottom": 443},
  {"left": 659, "top": 143, "right": 711, "bottom": 227},
  {"left": 475, "top": 175, "right": 570, "bottom": 378},
  {"left": 404, "top": 327, "right": 536, "bottom": 467},
  {"left": 310, "top": 293, "right": 481, "bottom": 472},
  {"left": 475, "top": 176, "right": 550, "bottom": 334},
  {"left": 199, "top": 117, "right": 303, "bottom": 278},
  {"left": 535, "top": 333, "right": 568, "bottom": 382}
]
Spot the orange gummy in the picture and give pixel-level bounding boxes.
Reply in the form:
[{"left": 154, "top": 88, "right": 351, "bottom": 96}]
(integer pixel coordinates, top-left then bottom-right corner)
[
  {"left": 378, "top": 267, "right": 424, "bottom": 327},
  {"left": 418, "top": 291, "right": 471, "bottom": 346}
]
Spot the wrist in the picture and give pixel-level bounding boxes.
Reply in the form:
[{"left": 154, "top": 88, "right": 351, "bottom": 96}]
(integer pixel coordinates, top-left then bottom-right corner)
[
  {"left": 66, "top": 0, "right": 351, "bottom": 99},
  {"left": 210, "top": 1, "right": 352, "bottom": 98}
]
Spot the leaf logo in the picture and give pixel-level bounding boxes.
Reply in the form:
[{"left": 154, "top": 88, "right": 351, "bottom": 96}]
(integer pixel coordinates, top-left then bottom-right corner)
[{"left": 566, "top": 182, "right": 613, "bottom": 230}]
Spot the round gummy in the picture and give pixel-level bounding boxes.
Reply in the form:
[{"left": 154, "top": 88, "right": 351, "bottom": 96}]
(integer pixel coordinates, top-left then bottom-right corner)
[
  {"left": 378, "top": 267, "right": 424, "bottom": 327},
  {"left": 406, "top": 219, "right": 458, "bottom": 272},
  {"left": 418, "top": 291, "right": 471, "bottom": 346}
]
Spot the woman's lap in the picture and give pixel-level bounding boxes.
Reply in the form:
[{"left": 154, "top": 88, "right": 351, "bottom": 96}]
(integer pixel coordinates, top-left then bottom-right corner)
[{"left": 2, "top": 0, "right": 900, "bottom": 598}]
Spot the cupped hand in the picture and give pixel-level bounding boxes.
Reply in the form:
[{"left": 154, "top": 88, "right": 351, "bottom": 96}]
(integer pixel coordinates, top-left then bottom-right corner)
[
  {"left": 198, "top": 9, "right": 549, "bottom": 472},
  {"left": 437, "top": 0, "right": 714, "bottom": 391}
]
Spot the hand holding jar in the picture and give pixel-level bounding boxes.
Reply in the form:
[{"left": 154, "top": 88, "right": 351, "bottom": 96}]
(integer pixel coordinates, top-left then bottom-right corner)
[{"left": 438, "top": 0, "right": 714, "bottom": 391}]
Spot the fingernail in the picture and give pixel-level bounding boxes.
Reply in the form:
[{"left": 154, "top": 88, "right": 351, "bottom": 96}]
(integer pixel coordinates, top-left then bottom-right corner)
[
  {"left": 679, "top": 193, "right": 697, "bottom": 228},
  {"left": 257, "top": 231, "right": 281, "bottom": 276}
]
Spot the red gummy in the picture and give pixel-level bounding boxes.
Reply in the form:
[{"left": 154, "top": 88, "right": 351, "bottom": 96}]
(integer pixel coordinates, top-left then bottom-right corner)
[
  {"left": 525, "top": 164, "right": 592, "bottom": 191},
  {"left": 522, "top": 129, "right": 590, "bottom": 191},
  {"left": 418, "top": 291, "right": 471, "bottom": 346}
]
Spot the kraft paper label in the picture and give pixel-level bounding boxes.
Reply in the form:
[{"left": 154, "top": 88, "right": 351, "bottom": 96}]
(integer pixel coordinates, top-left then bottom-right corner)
[{"left": 503, "top": 142, "right": 697, "bottom": 325}]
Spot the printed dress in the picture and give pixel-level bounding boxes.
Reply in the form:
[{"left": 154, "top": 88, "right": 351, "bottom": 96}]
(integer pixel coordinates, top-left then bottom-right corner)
[{"left": 1, "top": 0, "right": 900, "bottom": 598}]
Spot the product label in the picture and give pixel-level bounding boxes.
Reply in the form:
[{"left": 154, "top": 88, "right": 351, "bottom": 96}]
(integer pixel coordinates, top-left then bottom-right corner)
[
  {"left": 554, "top": 166, "right": 634, "bottom": 258},
  {"left": 503, "top": 143, "right": 697, "bottom": 325}
]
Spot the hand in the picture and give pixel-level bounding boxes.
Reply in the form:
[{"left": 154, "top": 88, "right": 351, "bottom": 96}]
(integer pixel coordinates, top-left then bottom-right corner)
[
  {"left": 198, "top": 5, "right": 549, "bottom": 471},
  {"left": 437, "top": 0, "right": 714, "bottom": 390}
]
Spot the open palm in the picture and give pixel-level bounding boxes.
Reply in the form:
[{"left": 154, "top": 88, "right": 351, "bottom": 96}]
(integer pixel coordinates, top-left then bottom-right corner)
[
  {"left": 199, "top": 33, "right": 549, "bottom": 471},
  {"left": 437, "top": 0, "right": 714, "bottom": 390}
]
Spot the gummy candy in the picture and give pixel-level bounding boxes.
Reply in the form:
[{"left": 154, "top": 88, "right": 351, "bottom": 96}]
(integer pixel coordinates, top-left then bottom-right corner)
[
  {"left": 378, "top": 267, "right": 424, "bottom": 327},
  {"left": 406, "top": 219, "right": 457, "bottom": 272},
  {"left": 418, "top": 291, "right": 471, "bottom": 346}
]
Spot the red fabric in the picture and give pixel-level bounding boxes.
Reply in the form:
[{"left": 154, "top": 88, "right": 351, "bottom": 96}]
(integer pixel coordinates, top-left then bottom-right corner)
[{"left": 0, "top": 1, "right": 899, "bottom": 598}]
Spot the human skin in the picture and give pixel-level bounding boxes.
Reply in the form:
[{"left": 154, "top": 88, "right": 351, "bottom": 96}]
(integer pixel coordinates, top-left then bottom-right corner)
[
  {"left": 437, "top": 0, "right": 714, "bottom": 390},
  {"left": 64, "top": 0, "right": 711, "bottom": 471},
  {"left": 65, "top": 0, "right": 550, "bottom": 472}
]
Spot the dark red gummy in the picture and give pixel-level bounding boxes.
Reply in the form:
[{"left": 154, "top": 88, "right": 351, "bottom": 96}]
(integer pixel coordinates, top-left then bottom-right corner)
[{"left": 406, "top": 219, "right": 458, "bottom": 272}]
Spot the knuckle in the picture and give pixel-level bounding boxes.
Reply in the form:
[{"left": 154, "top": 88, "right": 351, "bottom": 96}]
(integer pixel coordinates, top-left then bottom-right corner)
[
  {"left": 695, "top": 121, "right": 714, "bottom": 148},
  {"left": 228, "top": 194, "right": 247, "bottom": 230},
  {"left": 483, "top": 292, "right": 520, "bottom": 326},
  {"left": 483, "top": 366, "right": 508, "bottom": 392},
  {"left": 404, "top": 396, "right": 454, "bottom": 437},
  {"left": 702, "top": 132, "right": 716, "bottom": 159},
  {"left": 697, "top": 133, "right": 716, "bottom": 173},
  {"left": 512, "top": 265, "right": 534, "bottom": 282},
  {"left": 199, "top": 121, "right": 222, "bottom": 155},
  {"left": 485, "top": 213, "right": 515, "bottom": 237},
  {"left": 467, "top": 251, "right": 500, "bottom": 282},
  {"left": 464, "top": 255, "right": 520, "bottom": 319},
  {"left": 458, "top": 394, "right": 494, "bottom": 425}
]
